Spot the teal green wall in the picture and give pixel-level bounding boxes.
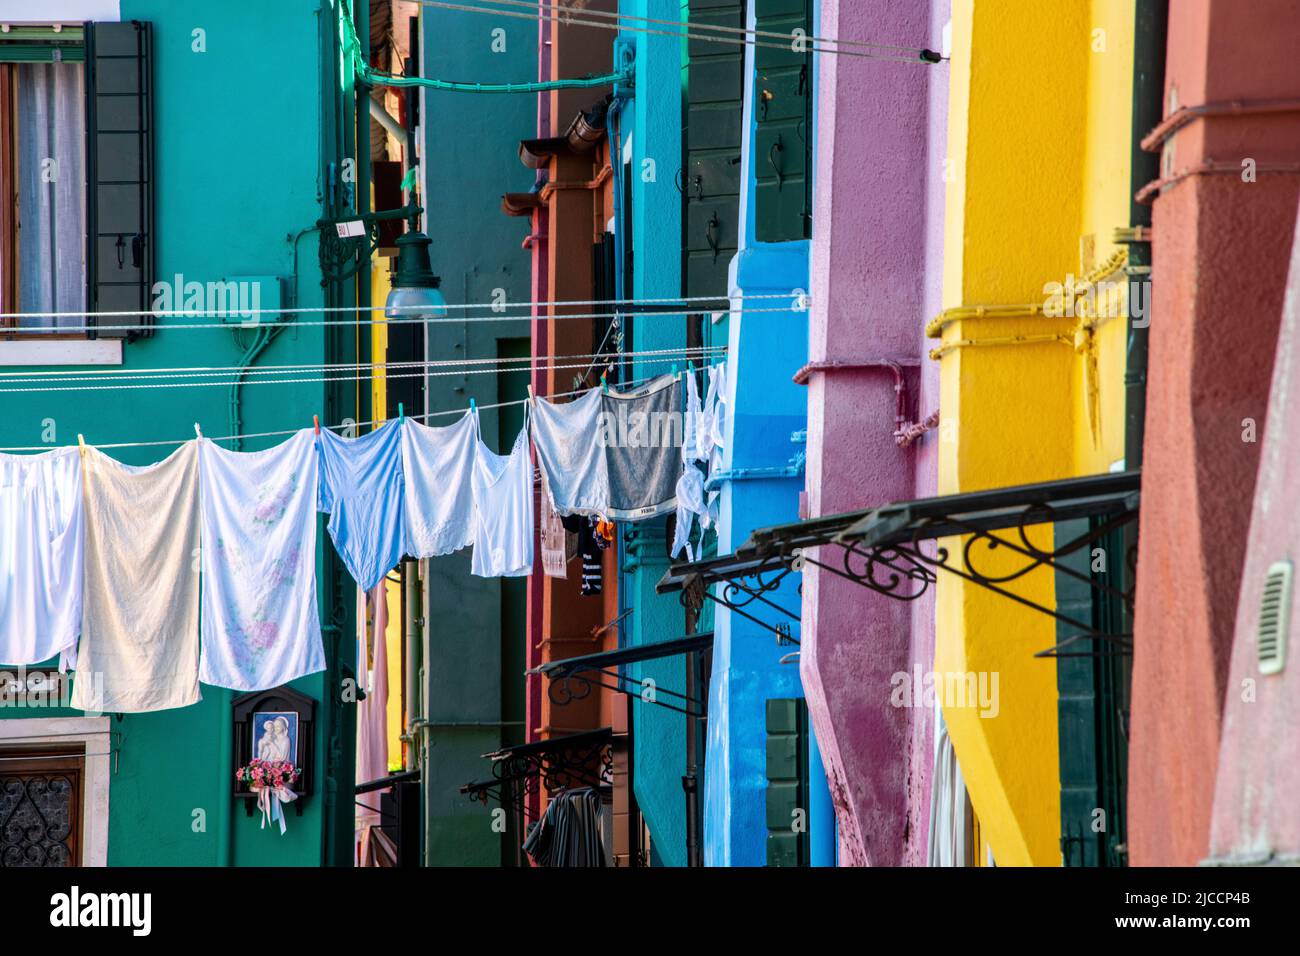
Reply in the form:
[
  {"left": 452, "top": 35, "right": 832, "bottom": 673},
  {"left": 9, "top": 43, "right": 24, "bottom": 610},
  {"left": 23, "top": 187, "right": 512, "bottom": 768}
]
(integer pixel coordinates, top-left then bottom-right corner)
[
  {"left": 620, "top": 0, "right": 689, "bottom": 867},
  {"left": 1, "top": 0, "right": 357, "bottom": 866},
  {"left": 418, "top": 8, "right": 537, "bottom": 866}
]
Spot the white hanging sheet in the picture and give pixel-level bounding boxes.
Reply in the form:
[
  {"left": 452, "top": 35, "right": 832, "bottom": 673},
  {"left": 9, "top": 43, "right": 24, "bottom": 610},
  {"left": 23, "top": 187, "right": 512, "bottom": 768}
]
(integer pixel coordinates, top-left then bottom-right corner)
[
  {"left": 470, "top": 415, "right": 534, "bottom": 578},
  {"left": 72, "top": 442, "right": 202, "bottom": 712},
  {"left": 198, "top": 430, "right": 325, "bottom": 691},
  {"left": 400, "top": 413, "right": 477, "bottom": 558},
  {"left": 530, "top": 387, "right": 611, "bottom": 517},
  {"left": 0, "top": 447, "right": 83, "bottom": 668}
]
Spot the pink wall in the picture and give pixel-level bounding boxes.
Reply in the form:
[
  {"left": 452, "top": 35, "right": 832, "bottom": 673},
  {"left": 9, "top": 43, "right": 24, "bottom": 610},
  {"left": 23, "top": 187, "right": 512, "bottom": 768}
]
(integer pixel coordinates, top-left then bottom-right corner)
[
  {"left": 801, "top": 0, "right": 948, "bottom": 866},
  {"left": 1208, "top": 196, "right": 1300, "bottom": 865},
  {"left": 1129, "top": 0, "right": 1300, "bottom": 865}
]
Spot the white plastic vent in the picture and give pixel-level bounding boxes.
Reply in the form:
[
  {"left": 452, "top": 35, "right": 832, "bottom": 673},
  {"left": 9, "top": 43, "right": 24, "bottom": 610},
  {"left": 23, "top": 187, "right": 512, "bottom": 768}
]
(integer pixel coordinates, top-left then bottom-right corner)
[{"left": 1257, "top": 560, "right": 1292, "bottom": 676}]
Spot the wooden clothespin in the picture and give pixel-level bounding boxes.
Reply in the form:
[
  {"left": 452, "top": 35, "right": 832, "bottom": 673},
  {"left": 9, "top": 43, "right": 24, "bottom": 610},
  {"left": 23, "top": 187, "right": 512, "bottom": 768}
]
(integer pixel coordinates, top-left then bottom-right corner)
[
  {"left": 313, "top": 414, "right": 320, "bottom": 435},
  {"left": 397, "top": 403, "right": 404, "bottom": 424},
  {"left": 526, "top": 384, "right": 534, "bottom": 401},
  {"left": 77, "top": 433, "right": 85, "bottom": 449}
]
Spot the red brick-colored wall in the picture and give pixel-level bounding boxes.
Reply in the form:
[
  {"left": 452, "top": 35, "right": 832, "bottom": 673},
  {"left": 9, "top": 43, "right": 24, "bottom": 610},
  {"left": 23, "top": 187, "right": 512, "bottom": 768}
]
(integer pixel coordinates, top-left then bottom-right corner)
[{"left": 1129, "top": 0, "right": 1300, "bottom": 865}]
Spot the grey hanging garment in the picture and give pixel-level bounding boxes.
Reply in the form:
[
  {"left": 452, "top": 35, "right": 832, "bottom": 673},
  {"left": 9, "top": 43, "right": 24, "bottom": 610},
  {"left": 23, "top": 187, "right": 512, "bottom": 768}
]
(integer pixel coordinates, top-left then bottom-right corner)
[
  {"left": 522, "top": 788, "right": 608, "bottom": 867},
  {"left": 601, "top": 374, "right": 682, "bottom": 520}
]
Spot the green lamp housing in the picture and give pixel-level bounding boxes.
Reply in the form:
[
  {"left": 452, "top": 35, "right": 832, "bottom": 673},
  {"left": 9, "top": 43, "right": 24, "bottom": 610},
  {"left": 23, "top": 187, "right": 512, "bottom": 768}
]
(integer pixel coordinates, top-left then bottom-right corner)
[{"left": 385, "top": 228, "right": 446, "bottom": 319}]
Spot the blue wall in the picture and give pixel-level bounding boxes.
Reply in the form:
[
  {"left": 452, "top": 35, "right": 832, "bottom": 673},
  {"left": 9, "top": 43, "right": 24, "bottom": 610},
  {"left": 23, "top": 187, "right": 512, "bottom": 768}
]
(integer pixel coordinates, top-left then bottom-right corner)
[{"left": 699, "top": 0, "right": 831, "bottom": 866}]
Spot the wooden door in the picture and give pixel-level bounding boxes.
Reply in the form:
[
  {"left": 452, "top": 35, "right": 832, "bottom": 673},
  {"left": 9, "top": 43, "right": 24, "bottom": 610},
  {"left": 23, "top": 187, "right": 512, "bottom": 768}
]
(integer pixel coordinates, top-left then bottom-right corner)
[{"left": 0, "top": 752, "right": 84, "bottom": 867}]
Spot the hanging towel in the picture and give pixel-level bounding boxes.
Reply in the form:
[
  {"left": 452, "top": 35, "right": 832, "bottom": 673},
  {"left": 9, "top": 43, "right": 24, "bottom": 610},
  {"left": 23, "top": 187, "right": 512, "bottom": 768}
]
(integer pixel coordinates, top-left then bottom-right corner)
[
  {"left": 682, "top": 367, "right": 709, "bottom": 463},
  {"left": 470, "top": 416, "right": 534, "bottom": 577},
  {"left": 705, "top": 361, "right": 729, "bottom": 520},
  {"left": 400, "top": 413, "right": 477, "bottom": 558},
  {"left": 539, "top": 476, "right": 569, "bottom": 579},
  {"left": 198, "top": 430, "right": 325, "bottom": 691},
  {"left": 708, "top": 360, "right": 728, "bottom": 454},
  {"left": 317, "top": 419, "right": 405, "bottom": 591},
  {"left": 671, "top": 462, "right": 711, "bottom": 562},
  {"left": 672, "top": 365, "right": 721, "bottom": 560},
  {"left": 530, "top": 387, "right": 611, "bottom": 517},
  {"left": 0, "top": 448, "right": 83, "bottom": 668},
  {"left": 72, "top": 442, "right": 202, "bottom": 713},
  {"left": 602, "top": 374, "right": 682, "bottom": 520}
]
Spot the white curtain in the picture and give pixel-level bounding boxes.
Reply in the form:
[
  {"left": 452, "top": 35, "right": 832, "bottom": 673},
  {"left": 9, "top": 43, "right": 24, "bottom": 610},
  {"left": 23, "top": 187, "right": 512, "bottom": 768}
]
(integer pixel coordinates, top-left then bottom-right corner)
[
  {"left": 17, "top": 62, "right": 85, "bottom": 329},
  {"left": 927, "top": 709, "right": 972, "bottom": 867}
]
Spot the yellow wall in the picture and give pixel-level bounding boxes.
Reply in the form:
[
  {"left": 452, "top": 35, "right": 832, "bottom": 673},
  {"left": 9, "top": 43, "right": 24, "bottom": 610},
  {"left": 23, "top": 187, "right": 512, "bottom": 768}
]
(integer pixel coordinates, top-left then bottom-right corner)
[
  {"left": 936, "top": 0, "right": 1134, "bottom": 866},
  {"left": 371, "top": 258, "right": 406, "bottom": 770}
]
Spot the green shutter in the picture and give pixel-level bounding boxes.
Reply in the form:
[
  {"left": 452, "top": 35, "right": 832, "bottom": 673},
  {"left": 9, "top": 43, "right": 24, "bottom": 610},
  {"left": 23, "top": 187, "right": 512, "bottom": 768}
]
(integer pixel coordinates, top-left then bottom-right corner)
[
  {"left": 754, "top": 0, "right": 811, "bottom": 242},
  {"left": 0, "top": 27, "right": 86, "bottom": 63},
  {"left": 683, "top": 0, "right": 745, "bottom": 298},
  {"left": 85, "top": 20, "right": 154, "bottom": 339},
  {"left": 1055, "top": 518, "right": 1131, "bottom": 867},
  {"left": 765, "top": 697, "right": 809, "bottom": 866}
]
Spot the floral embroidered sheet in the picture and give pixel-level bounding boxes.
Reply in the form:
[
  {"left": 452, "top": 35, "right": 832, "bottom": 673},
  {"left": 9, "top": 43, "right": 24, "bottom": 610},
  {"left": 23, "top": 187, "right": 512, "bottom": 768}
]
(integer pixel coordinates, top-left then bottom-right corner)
[{"left": 197, "top": 429, "right": 325, "bottom": 691}]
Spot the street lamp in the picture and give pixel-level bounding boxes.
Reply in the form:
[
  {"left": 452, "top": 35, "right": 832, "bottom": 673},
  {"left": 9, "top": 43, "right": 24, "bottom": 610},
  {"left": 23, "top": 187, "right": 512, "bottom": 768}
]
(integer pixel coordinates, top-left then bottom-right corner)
[
  {"left": 318, "top": 204, "right": 446, "bottom": 321},
  {"left": 384, "top": 227, "right": 446, "bottom": 320}
]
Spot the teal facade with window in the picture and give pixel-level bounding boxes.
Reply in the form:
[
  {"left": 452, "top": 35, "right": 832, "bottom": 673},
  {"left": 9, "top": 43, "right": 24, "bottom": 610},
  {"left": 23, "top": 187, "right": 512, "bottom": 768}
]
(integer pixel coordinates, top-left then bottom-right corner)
[
  {"left": 612, "top": 0, "right": 833, "bottom": 867},
  {"left": 0, "top": 0, "right": 366, "bottom": 867}
]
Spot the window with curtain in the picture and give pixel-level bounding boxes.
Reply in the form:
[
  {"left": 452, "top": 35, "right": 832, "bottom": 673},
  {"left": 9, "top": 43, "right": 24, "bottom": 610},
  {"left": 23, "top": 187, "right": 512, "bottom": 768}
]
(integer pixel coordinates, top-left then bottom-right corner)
[{"left": 1, "top": 61, "right": 87, "bottom": 331}]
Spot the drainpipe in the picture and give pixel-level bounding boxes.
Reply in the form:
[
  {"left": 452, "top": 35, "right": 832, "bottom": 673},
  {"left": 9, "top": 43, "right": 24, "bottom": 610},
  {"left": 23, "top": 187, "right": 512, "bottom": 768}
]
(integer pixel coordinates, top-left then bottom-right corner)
[
  {"left": 1124, "top": 0, "right": 1168, "bottom": 470},
  {"left": 403, "top": 558, "right": 422, "bottom": 768},
  {"left": 355, "top": 0, "right": 372, "bottom": 428},
  {"left": 216, "top": 689, "right": 233, "bottom": 866},
  {"left": 369, "top": 97, "right": 412, "bottom": 157}
]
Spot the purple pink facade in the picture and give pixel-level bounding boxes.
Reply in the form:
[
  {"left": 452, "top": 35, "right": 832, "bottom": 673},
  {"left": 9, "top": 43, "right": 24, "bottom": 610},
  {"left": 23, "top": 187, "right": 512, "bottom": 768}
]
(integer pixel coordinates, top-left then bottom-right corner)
[{"left": 800, "top": 0, "right": 949, "bottom": 866}]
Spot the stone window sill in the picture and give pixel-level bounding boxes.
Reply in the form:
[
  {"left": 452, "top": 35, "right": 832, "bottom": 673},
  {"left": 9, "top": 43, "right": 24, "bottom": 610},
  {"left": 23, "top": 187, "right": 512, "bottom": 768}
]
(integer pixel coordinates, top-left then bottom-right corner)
[{"left": 0, "top": 339, "right": 123, "bottom": 367}]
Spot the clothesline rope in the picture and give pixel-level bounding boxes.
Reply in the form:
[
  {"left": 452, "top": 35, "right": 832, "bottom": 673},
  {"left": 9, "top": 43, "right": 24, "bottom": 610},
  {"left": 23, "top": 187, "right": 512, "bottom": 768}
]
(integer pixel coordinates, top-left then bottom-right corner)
[
  {"left": 417, "top": 0, "right": 939, "bottom": 64},
  {"left": 0, "top": 351, "right": 723, "bottom": 395},
  {"left": 0, "top": 366, "right": 714, "bottom": 453},
  {"left": 0, "top": 345, "right": 724, "bottom": 383},
  {"left": 0, "top": 291, "right": 798, "bottom": 322},
  {"left": 431, "top": 0, "right": 926, "bottom": 55},
  {"left": 1, "top": 304, "right": 789, "bottom": 336}
]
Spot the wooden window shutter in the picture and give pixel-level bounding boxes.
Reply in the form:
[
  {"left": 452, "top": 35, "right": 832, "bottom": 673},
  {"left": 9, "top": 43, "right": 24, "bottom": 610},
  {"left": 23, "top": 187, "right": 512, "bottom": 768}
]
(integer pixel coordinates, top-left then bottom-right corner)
[
  {"left": 765, "top": 697, "right": 810, "bottom": 866},
  {"left": 84, "top": 20, "right": 153, "bottom": 339},
  {"left": 753, "top": 0, "right": 811, "bottom": 243},
  {"left": 683, "top": 0, "right": 745, "bottom": 298}
]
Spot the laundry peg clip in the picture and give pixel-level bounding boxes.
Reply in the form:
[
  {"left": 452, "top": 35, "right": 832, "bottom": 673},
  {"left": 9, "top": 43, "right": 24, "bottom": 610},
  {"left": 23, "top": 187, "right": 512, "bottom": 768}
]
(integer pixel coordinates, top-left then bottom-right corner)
[
  {"left": 313, "top": 415, "right": 320, "bottom": 435},
  {"left": 469, "top": 398, "right": 476, "bottom": 414},
  {"left": 194, "top": 423, "right": 202, "bottom": 439},
  {"left": 77, "top": 433, "right": 85, "bottom": 449},
  {"left": 526, "top": 384, "right": 535, "bottom": 401},
  {"left": 397, "top": 403, "right": 404, "bottom": 424},
  {"left": 670, "top": 364, "right": 678, "bottom": 379},
  {"left": 600, "top": 373, "right": 608, "bottom": 395}
]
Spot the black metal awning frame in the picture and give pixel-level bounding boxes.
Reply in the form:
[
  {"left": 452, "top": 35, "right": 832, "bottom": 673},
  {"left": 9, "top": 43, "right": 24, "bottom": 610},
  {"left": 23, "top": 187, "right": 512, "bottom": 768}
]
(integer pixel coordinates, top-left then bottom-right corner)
[
  {"left": 528, "top": 633, "right": 714, "bottom": 717},
  {"left": 657, "top": 556, "right": 802, "bottom": 646},
  {"left": 657, "top": 471, "right": 1141, "bottom": 657},
  {"left": 460, "top": 728, "right": 613, "bottom": 821}
]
